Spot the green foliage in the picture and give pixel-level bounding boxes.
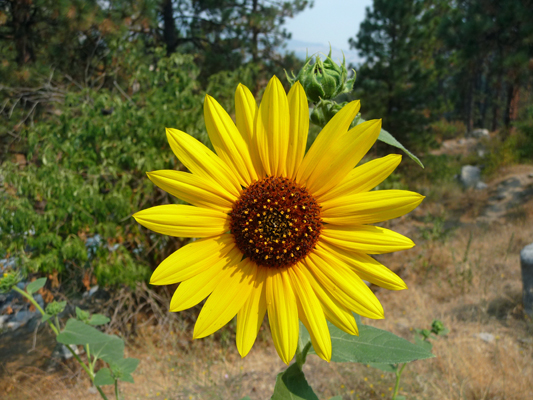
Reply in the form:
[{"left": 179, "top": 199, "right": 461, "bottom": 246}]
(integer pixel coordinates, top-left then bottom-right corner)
[
  {"left": 272, "top": 363, "right": 319, "bottom": 400},
  {"left": 306, "top": 319, "right": 434, "bottom": 364},
  {"left": 26, "top": 277, "right": 47, "bottom": 294},
  {"left": 0, "top": 50, "right": 213, "bottom": 286},
  {"left": 428, "top": 119, "right": 467, "bottom": 141}
]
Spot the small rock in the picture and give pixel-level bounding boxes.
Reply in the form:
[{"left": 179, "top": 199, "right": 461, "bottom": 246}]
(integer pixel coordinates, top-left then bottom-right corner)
[
  {"left": 467, "top": 128, "right": 490, "bottom": 138},
  {"left": 33, "top": 293, "right": 44, "bottom": 309},
  {"left": 475, "top": 182, "right": 488, "bottom": 190},
  {"left": 460, "top": 165, "right": 481, "bottom": 188},
  {"left": 0, "top": 314, "right": 9, "bottom": 329},
  {"left": 521, "top": 243, "right": 533, "bottom": 317},
  {"left": 88, "top": 387, "right": 98, "bottom": 395},
  {"left": 528, "top": 173, "right": 533, "bottom": 178},
  {"left": 6, "top": 321, "right": 21, "bottom": 331},
  {"left": 52, "top": 343, "right": 81, "bottom": 361},
  {"left": 476, "top": 332, "right": 495, "bottom": 343},
  {"left": 14, "top": 310, "right": 37, "bottom": 324}
]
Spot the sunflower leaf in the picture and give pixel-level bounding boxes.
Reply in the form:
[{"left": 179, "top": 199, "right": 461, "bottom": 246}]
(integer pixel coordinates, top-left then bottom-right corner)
[
  {"left": 310, "top": 320, "right": 434, "bottom": 364},
  {"left": 88, "top": 335, "right": 124, "bottom": 363},
  {"left": 94, "top": 368, "right": 115, "bottom": 386},
  {"left": 271, "top": 363, "right": 319, "bottom": 400},
  {"left": 56, "top": 318, "right": 109, "bottom": 345},
  {"left": 355, "top": 116, "right": 424, "bottom": 168}
]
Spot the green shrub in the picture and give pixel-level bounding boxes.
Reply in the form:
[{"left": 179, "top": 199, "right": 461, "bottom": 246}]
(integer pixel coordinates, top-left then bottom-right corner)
[{"left": 1, "top": 50, "right": 242, "bottom": 287}]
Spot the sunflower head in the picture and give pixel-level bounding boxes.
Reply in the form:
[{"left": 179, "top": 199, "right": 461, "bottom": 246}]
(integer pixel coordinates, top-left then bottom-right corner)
[{"left": 133, "top": 76, "right": 423, "bottom": 365}]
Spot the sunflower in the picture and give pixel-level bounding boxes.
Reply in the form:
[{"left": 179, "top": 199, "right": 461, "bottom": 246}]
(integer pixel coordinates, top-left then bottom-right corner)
[{"left": 133, "top": 76, "right": 423, "bottom": 364}]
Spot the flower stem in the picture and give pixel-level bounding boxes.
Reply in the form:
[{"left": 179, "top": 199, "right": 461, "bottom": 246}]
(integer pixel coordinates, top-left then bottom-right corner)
[
  {"left": 114, "top": 379, "right": 119, "bottom": 400},
  {"left": 12, "top": 285, "right": 109, "bottom": 400},
  {"left": 392, "top": 363, "right": 407, "bottom": 400},
  {"left": 295, "top": 341, "right": 312, "bottom": 368}
]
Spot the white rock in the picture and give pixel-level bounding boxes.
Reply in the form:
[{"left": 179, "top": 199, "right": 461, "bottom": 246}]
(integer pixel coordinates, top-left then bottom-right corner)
[
  {"left": 476, "top": 332, "right": 495, "bottom": 343},
  {"left": 467, "top": 128, "right": 490, "bottom": 138},
  {"left": 460, "top": 165, "right": 481, "bottom": 188}
]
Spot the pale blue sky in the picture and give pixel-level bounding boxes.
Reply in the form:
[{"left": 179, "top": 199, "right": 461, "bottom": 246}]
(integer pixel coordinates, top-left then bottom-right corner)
[{"left": 284, "top": 0, "right": 373, "bottom": 54}]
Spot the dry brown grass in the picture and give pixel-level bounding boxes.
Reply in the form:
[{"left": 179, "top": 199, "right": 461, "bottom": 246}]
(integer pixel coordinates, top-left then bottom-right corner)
[{"left": 2, "top": 167, "right": 533, "bottom": 400}]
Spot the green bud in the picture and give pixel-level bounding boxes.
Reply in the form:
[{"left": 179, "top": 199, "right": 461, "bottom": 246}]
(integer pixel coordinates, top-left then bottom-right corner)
[
  {"left": 0, "top": 271, "right": 22, "bottom": 294},
  {"left": 286, "top": 49, "right": 356, "bottom": 103},
  {"left": 431, "top": 319, "right": 448, "bottom": 336},
  {"left": 46, "top": 300, "right": 67, "bottom": 316}
]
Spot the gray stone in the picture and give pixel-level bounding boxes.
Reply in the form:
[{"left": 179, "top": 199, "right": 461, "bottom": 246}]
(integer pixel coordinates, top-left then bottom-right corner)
[
  {"left": 475, "top": 181, "right": 488, "bottom": 190},
  {"left": 6, "top": 321, "right": 21, "bottom": 330},
  {"left": 476, "top": 332, "right": 495, "bottom": 343},
  {"left": 33, "top": 293, "right": 44, "bottom": 309},
  {"left": 521, "top": 243, "right": 533, "bottom": 317},
  {"left": 51, "top": 343, "right": 80, "bottom": 360},
  {"left": 467, "top": 128, "right": 490, "bottom": 138},
  {"left": 460, "top": 165, "right": 482, "bottom": 188},
  {"left": 0, "top": 314, "right": 9, "bottom": 329},
  {"left": 14, "top": 310, "right": 37, "bottom": 324}
]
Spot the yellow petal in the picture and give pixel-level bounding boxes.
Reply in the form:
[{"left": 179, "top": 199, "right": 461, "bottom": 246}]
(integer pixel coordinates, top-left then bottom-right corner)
[
  {"left": 285, "top": 82, "right": 309, "bottom": 179},
  {"left": 133, "top": 205, "right": 229, "bottom": 238},
  {"left": 194, "top": 259, "right": 257, "bottom": 339},
  {"left": 321, "top": 225, "right": 415, "bottom": 254},
  {"left": 306, "top": 250, "right": 384, "bottom": 319},
  {"left": 322, "top": 190, "right": 425, "bottom": 225},
  {"left": 236, "top": 267, "right": 267, "bottom": 357},
  {"left": 150, "top": 234, "right": 239, "bottom": 285},
  {"left": 317, "top": 154, "right": 402, "bottom": 203},
  {"left": 296, "top": 100, "right": 360, "bottom": 187},
  {"left": 147, "top": 170, "right": 236, "bottom": 213},
  {"left": 256, "top": 76, "right": 290, "bottom": 176},
  {"left": 235, "top": 84, "right": 265, "bottom": 178},
  {"left": 287, "top": 266, "right": 332, "bottom": 362},
  {"left": 297, "top": 262, "right": 358, "bottom": 335},
  {"left": 166, "top": 128, "right": 241, "bottom": 198},
  {"left": 204, "top": 95, "right": 257, "bottom": 185},
  {"left": 305, "top": 119, "right": 382, "bottom": 197},
  {"left": 266, "top": 267, "right": 299, "bottom": 365},
  {"left": 170, "top": 260, "right": 230, "bottom": 312},
  {"left": 317, "top": 242, "right": 407, "bottom": 291}
]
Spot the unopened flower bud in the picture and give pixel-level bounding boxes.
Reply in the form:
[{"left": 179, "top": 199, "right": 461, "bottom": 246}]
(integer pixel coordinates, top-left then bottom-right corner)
[
  {"left": 286, "top": 49, "right": 356, "bottom": 103},
  {"left": 46, "top": 300, "right": 67, "bottom": 316},
  {"left": 0, "top": 271, "right": 22, "bottom": 293}
]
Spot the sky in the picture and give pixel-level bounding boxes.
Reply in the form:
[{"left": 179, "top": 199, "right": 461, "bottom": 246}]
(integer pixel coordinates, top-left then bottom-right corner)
[{"left": 284, "top": 0, "right": 373, "bottom": 64}]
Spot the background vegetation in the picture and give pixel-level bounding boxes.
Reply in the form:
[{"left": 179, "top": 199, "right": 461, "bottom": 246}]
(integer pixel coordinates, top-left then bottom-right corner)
[{"left": 0, "top": 0, "right": 532, "bottom": 289}]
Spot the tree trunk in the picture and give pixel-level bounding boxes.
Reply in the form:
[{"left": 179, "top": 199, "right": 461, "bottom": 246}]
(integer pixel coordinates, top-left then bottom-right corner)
[
  {"left": 161, "top": 0, "right": 178, "bottom": 54},
  {"left": 11, "top": 0, "right": 36, "bottom": 65}
]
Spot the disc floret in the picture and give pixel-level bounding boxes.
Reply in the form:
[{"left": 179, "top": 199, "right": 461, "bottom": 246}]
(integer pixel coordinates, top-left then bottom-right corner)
[{"left": 230, "top": 177, "right": 322, "bottom": 268}]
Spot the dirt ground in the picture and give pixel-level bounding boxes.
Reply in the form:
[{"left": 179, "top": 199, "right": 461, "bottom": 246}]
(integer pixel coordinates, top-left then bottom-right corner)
[{"left": 2, "top": 160, "right": 533, "bottom": 400}]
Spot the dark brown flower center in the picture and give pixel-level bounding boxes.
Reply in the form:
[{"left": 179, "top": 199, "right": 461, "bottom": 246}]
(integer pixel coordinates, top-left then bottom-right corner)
[{"left": 230, "top": 176, "right": 322, "bottom": 268}]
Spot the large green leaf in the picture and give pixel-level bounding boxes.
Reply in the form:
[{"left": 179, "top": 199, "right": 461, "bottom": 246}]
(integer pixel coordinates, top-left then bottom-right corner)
[
  {"left": 94, "top": 368, "right": 115, "bottom": 386},
  {"left": 89, "top": 335, "right": 124, "bottom": 363},
  {"left": 26, "top": 278, "right": 47, "bottom": 295},
  {"left": 369, "top": 363, "right": 398, "bottom": 373},
  {"left": 309, "top": 320, "right": 434, "bottom": 364},
  {"left": 56, "top": 319, "right": 110, "bottom": 345},
  {"left": 271, "top": 363, "right": 319, "bottom": 400}
]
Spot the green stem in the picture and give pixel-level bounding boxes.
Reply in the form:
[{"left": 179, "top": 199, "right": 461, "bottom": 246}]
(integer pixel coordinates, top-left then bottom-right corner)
[
  {"left": 114, "top": 379, "right": 119, "bottom": 400},
  {"left": 12, "top": 286, "right": 109, "bottom": 400},
  {"left": 392, "top": 363, "right": 407, "bottom": 400},
  {"left": 55, "top": 314, "right": 61, "bottom": 332},
  {"left": 12, "top": 286, "right": 59, "bottom": 335},
  {"left": 295, "top": 341, "right": 312, "bottom": 368}
]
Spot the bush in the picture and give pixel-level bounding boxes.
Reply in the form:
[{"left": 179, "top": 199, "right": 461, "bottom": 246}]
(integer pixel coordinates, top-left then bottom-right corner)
[{"left": 0, "top": 49, "right": 241, "bottom": 287}]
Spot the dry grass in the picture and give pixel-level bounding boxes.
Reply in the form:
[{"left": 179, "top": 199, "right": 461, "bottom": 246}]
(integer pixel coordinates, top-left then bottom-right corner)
[{"left": 2, "top": 168, "right": 533, "bottom": 400}]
